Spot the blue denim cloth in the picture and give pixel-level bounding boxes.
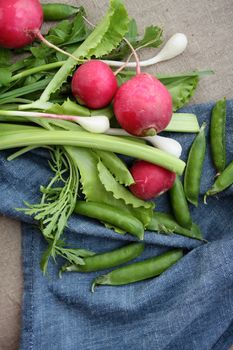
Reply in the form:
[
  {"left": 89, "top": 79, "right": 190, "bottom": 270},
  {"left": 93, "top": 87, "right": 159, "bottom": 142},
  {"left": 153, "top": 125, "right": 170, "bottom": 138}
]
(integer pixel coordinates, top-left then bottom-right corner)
[{"left": 0, "top": 101, "right": 233, "bottom": 350}]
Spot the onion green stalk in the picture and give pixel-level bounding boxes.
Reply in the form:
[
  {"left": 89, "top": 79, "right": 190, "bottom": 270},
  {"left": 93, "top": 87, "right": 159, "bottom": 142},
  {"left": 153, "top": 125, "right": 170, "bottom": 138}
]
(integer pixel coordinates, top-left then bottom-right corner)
[
  {"left": 10, "top": 62, "right": 64, "bottom": 82},
  {"left": 165, "top": 113, "right": 200, "bottom": 132},
  {"left": 0, "top": 110, "right": 110, "bottom": 133},
  {"left": 0, "top": 128, "right": 185, "bottom": 175}
]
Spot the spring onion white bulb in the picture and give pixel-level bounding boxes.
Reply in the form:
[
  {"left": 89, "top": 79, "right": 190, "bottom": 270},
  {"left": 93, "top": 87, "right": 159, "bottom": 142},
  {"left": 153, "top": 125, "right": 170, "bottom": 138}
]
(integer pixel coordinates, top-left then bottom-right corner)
[
  {"left": 103, "top": 33, "right": 188, "bottom": 68},
  {"left": 106, "top": 128, "right": 182, "bottom": 158},
  {"left": 0, "top": 110, "right": 110, "bottom": 134},
  {"left": 77, "top": 116, "right": 110, "bottom": 133}
]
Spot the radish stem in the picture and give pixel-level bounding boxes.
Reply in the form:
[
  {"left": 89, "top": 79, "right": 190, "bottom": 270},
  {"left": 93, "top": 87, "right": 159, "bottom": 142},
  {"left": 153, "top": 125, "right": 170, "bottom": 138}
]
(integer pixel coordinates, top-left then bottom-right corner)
[
  {"left": 121, "top": 37, "right": 141, "bottom": 75},
  {"left": 34, "top": 30, "right": 83, "bottom": 63}
]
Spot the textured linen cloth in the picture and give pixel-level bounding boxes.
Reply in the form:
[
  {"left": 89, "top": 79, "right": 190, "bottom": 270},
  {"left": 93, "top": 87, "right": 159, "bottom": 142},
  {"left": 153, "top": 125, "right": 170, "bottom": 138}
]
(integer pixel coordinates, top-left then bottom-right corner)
[{"left": 0, "top": 101, "right": 233, "bottom": 350}]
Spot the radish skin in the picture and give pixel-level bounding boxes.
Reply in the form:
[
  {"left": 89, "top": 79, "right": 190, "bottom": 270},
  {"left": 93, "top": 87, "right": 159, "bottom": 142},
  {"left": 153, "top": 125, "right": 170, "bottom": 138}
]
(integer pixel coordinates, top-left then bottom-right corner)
[
  {"left": 114, "top": 74, "right": 173, "bottom": 136},
  {"left": 129, "top": 161, "right": 176, "bottom": 200},
  {"left": 71, "top": 61, "right": 118, "bottom": 109},
  {"left": 0, "top": 0, "right": 43, "bottom": 49}
]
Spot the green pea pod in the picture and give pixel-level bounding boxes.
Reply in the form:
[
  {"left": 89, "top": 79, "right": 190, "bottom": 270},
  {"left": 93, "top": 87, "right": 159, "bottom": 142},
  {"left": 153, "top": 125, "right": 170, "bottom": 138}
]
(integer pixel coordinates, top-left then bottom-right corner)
[
  {"left": 205, "top": 160, "right": 233, "bottom": 198},
  {"left": 147, "top": 212, "right": 204, "bottom": 241},
  {"left": 169, "top": 176, "right": 192, "bottom": 229},
  {"left": 210, "top": 98, "right": 226, "bottom": 173},
  {"left": 42, "top": 3, "right": 81, "bottom": 21},
  {"left": 184, "top": 123, "right": 206, "bottom": 207},
  {"left": 62, "top": 242, "right": 145, "bottom": 273},
  {"left": 92, "top": 249, "right": 183, "bottom": 291},
  {"left": 75, "top": 201, "right": 144, "bottom": 240}
]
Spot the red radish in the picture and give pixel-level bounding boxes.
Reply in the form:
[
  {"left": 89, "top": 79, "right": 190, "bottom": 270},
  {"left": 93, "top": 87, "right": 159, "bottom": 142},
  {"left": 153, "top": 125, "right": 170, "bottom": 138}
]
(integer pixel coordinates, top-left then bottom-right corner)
[
  {"left": 114, "top": 74, "right": 172, "bottom": 136},
  {"left": 71, "top": 60, "right": 118, "bottom": 109},
  {"left": 129, "top": 160, "right": 176, "bottom": 200},
  {"left": 113, "top": 39, "right": 173, "bottom": 137},
  {"left": 0, "top": 0, "right": 79, "bottom": 61},
  {"left": 0, "top": 0, "right": 43, "bottom": 49}
]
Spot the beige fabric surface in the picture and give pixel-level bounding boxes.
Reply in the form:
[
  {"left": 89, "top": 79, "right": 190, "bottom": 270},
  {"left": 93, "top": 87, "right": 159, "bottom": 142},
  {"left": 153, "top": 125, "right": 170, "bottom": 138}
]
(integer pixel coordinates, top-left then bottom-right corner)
[{"left": 0, "top": 0, "right": 233, "bottom": 349}]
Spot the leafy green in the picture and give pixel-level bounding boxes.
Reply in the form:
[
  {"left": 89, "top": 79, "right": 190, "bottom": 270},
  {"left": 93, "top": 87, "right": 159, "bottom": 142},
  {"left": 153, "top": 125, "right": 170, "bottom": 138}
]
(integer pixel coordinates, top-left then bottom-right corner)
[
  {"left": 0, "top": 77, "right": 52, "bottom": 105},
  {"left": 0, "top": 48, "right": 12, "bottom": 67},
  {"left": 47, "top": 98, "right": 114, "bottom": 120},
  {"left": 55, "top": 244, "right": 95, "bottom": 264},
  {"left": 47, "top": 19, "right": 73, "bottom": 43},
  {"left": 66, "top": 146, "right": 143, "bottom": 234},
  {"left": 125, "top": 18, "right": 138, "bottom": 42},
  {"left": 159, "top": 75, "right": 199, "bottom": 111},
  {"left": 20, "top": 147, "right": 80, "bottom": 273},
  {"left": 136, "top": 25, "right": 163, "bottom": 49},
  {"left": 48, "top": 98, "right": 91, "bottom": 116},
  {"left": 64, "top": 146, "right": 152, "bottom": 231},
  {"left": 86, "top": 1, "right": 129, "bottom": 58},
  {"left": 30, "top": 12, "right": 88, "bottom": 60},
  {"left": 103, "top": 22, "right": 163, "bottom": 60},
  {"left": 97, "top": 159, "right": 152, "bottom": 209},
  {"left": 95, "top": 150, "right": 134, "bottom": 185},
  {"left": 64, "top": 12, "right": 87, "bottom": 45},
  {"left": 65, "top": 147, "right": 127, "bottom": 209},
  {"left": 0, "top": 68, "right": 12, "bottom": 87}
]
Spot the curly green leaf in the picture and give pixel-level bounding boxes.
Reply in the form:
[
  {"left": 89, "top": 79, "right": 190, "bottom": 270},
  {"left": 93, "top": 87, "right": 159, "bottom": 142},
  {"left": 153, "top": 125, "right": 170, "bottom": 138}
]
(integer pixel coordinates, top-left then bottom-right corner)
[
  {"left": 159, "top": 75, "right": 199, "bottom": 111},
  {"left": 95, "top": 150, "right": 134, "bottom": 186},
  {"left": 97, "top": 159, "right": 153, "bottom": 209}
]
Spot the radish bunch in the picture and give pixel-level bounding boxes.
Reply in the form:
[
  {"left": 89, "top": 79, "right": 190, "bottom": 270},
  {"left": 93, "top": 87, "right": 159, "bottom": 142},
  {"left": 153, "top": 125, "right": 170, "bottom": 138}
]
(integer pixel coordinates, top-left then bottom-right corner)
[
  {"left": 0, "top": 0, "right": 184, "bottom": 200},
  {"left": 70, "top": 36, "right": 176, "bottom": 199}
]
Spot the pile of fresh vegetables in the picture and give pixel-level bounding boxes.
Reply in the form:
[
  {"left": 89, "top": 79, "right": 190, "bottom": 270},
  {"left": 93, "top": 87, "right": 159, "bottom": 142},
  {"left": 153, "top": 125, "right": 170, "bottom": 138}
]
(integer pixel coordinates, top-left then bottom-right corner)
[{"left": 0, "top": 0, "right": 231, "bottom": 292}]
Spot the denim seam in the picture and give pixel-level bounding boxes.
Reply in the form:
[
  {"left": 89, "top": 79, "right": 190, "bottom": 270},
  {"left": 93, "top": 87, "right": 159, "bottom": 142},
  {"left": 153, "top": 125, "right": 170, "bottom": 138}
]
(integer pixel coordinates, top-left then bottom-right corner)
[{"left": 29, "top": 228, "right": 35, "bottom": 350}]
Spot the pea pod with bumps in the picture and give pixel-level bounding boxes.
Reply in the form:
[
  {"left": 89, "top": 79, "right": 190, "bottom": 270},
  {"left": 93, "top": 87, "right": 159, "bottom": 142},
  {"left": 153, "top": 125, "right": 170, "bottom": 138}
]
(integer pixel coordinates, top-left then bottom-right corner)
[
  {"left": 184, "top": 123, "right": 206, "bottom": 207},
  {"left": 42, "top": 3, "right": 82, "bottom": 21},
  {"left": 75, "top": 201, "right": 145, "bottom": 240},
  {"left": 169, "top": 176, "right": 192, "bottom": 229},
  {"left": 62, "top": 242, "right": 145, "bottom": 273},
  {"left": 205, "top": 160, "right": 233, "bottom": 199},
  {"left": 147, "top": 212, "right": 204, "bottom": 241},
  {"left": 92, "top": 249, "right": 183, "bottom": 291},
  {"left": 210, "top": 98, "right": 227, "bottom": 173}
]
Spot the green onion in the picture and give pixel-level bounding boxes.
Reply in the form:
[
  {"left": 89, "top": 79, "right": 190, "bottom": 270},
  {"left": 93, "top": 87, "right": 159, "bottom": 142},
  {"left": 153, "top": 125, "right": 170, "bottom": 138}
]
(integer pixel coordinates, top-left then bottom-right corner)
[
  {"left": 0, "top": 128, "right": 186, "bottom": 174},
  {"left": 165, "top": 113, "right": 200, "bottom": 132}
]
